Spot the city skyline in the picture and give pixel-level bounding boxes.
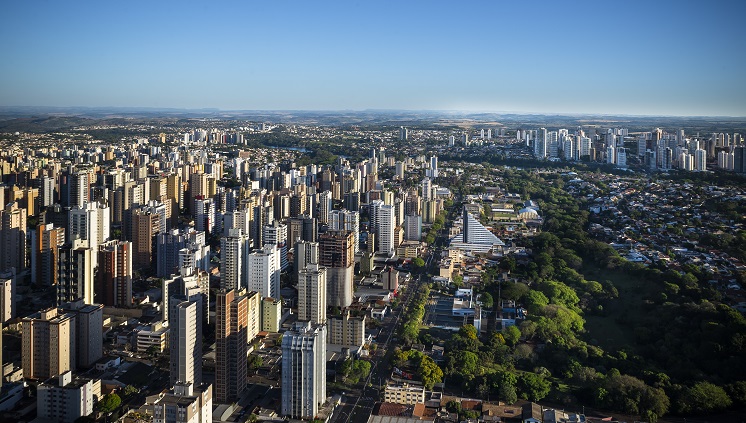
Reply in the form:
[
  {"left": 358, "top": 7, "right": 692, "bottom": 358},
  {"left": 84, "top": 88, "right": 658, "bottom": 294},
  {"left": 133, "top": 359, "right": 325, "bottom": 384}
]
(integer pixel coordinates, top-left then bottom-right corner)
[{"left": 2, "top": 1, "right": 745, "bottom": 117}]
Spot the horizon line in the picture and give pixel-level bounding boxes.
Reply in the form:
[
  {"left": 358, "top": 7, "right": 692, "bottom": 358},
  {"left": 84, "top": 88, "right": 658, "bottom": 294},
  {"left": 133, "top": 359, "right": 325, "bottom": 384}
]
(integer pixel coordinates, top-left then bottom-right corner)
[{"left": 1, "top": 105, "right": 745, "bottom": 120}]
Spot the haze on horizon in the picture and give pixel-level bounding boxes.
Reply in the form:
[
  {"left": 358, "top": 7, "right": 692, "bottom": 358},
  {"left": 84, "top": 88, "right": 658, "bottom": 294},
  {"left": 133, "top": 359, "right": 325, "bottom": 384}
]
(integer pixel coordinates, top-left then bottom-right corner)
[{"left": 1, "top": 1, "right": 744, "bottom": 117}]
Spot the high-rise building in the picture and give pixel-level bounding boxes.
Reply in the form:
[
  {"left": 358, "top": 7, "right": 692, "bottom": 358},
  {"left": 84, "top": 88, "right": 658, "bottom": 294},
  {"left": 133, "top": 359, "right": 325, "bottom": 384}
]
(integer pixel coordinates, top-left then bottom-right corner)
[
  {"left": 68, "top": 170, "right": 91, "bottom": 209},
  {"left": 0, "top": 202, "right": 27, "bottom": 272},
  {"left": 68, "top": 202, "right": 110, "bottom": 253},
  {"left": 295, "top": 240, "right": 318, "bottom": 268},
  {"left": 132, "top": 207, "right": 161, "bottom": 271},
  {"left": 245, "top": 290, "right": 262, "bottom": 343},
  {"left": 39, "top": 175, "right": 56, "bottom": 208},
  {"left": 317, "top": 190, "right": 332, "bottom": 224},
  {"left": 318, "top": 230, "right": 354, "bottom": 307},
  {"left": 96, "top": 240, "right": 133, "bottom": 307},
  {"left": 57, "top": 239, "right": 96, "bottom": 305},
  {"left": 37, "top": 372, "right": 100, "bottom": 423},
  {"left": 170, "top": 297, "right": 202, "bottom": 386},
  {"left": 289, "top": 215, "right": 317, "bottom": 244},
  {"left": 616, "top": 147, "right": 627, "bottom": 168},
  {"left": 263, "top": 220, "right": 288, "bottom": 271},
  {"left": 327, "top": 310, "right": 366, "bottom": 348},
  {"left": 695, "top": 148, "right": 707, "bottom": 171},
  {"left": 156, "top": 229, "right": 187, "bottom": 278},
  {"left": 162, "top": 266, "right": 210, "bottom": 324},
  {"left": 427, "top": 156, "right": 438, "bottom": 178},
  {"left": 261, "top": 297, "right": 282, "bottom": 333},
  {"left": 33, "top": 224, "right": 65, "bottom": 286},
  {"left": 0, "top": 270, "right": 16, "bottom": 323},
  {"left": 404, "top": 215, "right": 422, "bottom": 241},
  {"left": 382, "top": 266, "right": 400, "bottom": 292},
  {"left": 248, "top": 244, "right": 280, "bottom": 299},
  {"left": 220, "top": 229, "right": 251, "bottom": 291},
  {"left": 59, "top": 300, "right": 103, "bottom": 368},
  {"left": 377, "top": 204, "right": 395, "bottom": 256},
  {"left": 216, "top": 290, "right": 248, "bottom": 404},
  {"left": 22, "top": 307, "right": 76, "bottom": 380},
  {"left": 194, "top": 197, "right": 216, "bottom": 234},
  {"left": 329, "top": 209, "right": 359, "bottom": 253},
  {"left": 399, "top": 126, "right": 408, "bottom": 141},
  {"left": 281, "top": 321, "right": 326, "bottom": 419},
  {"left": 298, "top": 264, "right": 327, "bottom": 325},
  {"left": 736, "top": 147, "right": 746, "bottom": 173}
]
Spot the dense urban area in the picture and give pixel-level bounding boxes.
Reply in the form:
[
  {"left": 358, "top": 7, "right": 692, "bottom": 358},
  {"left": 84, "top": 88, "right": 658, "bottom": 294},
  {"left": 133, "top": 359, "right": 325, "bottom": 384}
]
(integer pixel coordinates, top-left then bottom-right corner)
[{"left": 0, "top": 111, "right": 744, "bottom": 423}]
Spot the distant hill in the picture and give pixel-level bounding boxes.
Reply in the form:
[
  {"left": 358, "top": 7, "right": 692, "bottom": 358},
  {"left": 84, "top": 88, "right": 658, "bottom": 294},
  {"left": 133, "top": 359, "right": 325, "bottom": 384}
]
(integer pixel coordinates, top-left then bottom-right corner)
[
  {"left": 0, "top": 116, "right": 94, "bottom": 133},
  {"left": 0, "top": 107, "right": 744, "bottom": 133}
]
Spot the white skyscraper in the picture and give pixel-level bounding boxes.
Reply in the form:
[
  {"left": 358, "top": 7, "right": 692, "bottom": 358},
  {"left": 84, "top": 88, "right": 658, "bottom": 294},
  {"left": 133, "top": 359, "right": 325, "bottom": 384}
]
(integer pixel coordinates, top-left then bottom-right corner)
[
  {"left": 606, "top": 146, "right": 615, "bottom": 164},
  {"left": 281, "top": 321, "right": 326, "bottom": 419},
  {"left": 194, "top": 198, "right": 215, "bottom": 234},
  {"left": 68, "top": 202, "right": 110, "bottom": 251},
  {"left": 427, "top": 156, "right": 438, "bottom": 178},
  {"left": 248, "top": 244, "right": 280, "bottom": 299},
  {"left": 377, "top": 205, "right": 395, "bottom": 257},
  {"left": 547, "top": 131, "right": 559, "bottom": 158},
  {"left": 616, "top": 147, "right": 627, "bottom": 168},
  {"left": 580, "top": 136, "right": 592, "bottom": 158},
  {"left": 220, "top": 229, "right": 251, "bottom": 291},
  {"left": 535, "top": 128, "right": 548, "bottom": 158},
  {"left": 40, "top": 176, "right": 55, "bottom": 208},
  {"left": 695, "top": 148, "right": 707, "bottom": 171},
  {"left": 170, "top": 298, "right": 202, "bottom": 387}
]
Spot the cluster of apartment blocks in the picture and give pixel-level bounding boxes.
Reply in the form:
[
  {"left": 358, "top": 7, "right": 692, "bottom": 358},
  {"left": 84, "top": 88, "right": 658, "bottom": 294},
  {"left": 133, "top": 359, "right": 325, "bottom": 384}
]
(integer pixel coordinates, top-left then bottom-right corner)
[
  {"left": 0, "top": 130, "right": 445, "bottom": 420},
  {"left": 526, "top": 126, "right": 746, "bottom": 173},
  {"left": 0, "top": 140, "right": 442, "bottom": 311}
]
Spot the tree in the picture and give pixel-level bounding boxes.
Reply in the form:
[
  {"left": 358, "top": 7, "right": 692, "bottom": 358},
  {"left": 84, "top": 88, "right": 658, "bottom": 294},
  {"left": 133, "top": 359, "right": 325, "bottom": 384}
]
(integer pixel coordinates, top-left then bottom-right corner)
[
  {"left": 452, "top": 274, "right": 463, "bottom": 287},
  {"left": 446, "top": 400, "right": 462, "bottom": 414},
  {"left": 726, "top": 381, "right": 746, "bottom": 406},
  {"left": 123, "top": 385, "right": 138, "bottom": 397},
  {"left": 418, "top": 354, "right": 444, "bottom": 390},
  {"left": 499, "top": 384, "right": 518, "bottom": 404},
  {"left": 351, "top": 360, "right": 372, "bottom": 383},
  {"left": 676, "top": 382, "right": 732, "bottom": 414},
  {"left": 447, "top": 350, "right": 480, "bottom": 377},
  {"left": 412, "top": 257, "right": 426, "bottom": 272},
  {"left": 248, "top": 354, "right": 263, "bottom": 374},
  {"left": 523, "top": 290, "right": 549, "bottom": 314},
  {"left": 503, "top": 325, "right": 521, "bottom": 347},
  {"left": 600, "top": 374, "right": 669, "bottom": 418},
  {"left": 518, "top": 373, "right": 550, "bottom": 402},
  {"left": 489, "top": 331, "right": 506, "bottom": 348},
  {"left": 480, "top": 292, "right": 494, "bottom": 309},
  {"left": 459, "top": 324, "right": 478, "bottom": 340},
  {"left": 96, "top": 393, "right": 121, "bottom": 413}
]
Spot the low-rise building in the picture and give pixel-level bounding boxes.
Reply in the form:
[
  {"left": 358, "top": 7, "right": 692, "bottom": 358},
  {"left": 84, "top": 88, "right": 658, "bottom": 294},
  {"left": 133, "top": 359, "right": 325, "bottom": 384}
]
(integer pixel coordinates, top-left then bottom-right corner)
[
  {"left": 136, "top": 321, "right": 169, "bottom": 353},
  {"left": 384, "top": 382, "right": 426, "bottom": 405},
  {"left": 152, "top": 382, "right": 212, "bottom": 423}
]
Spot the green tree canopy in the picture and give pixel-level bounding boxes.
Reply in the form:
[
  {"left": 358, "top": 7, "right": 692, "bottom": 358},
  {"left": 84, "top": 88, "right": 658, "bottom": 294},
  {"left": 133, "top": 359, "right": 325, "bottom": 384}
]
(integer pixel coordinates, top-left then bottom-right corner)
[
  {"left": 675, "top": 382, "right": 732, "bottom": 414},
  {"left": 96, "top": 393, "right": 121, "bottom": 413},
  {"left": 518, "top": 373, "right": 551, "bottom": 402},
  {"left": 523, "top": 290, "right": 549, "bottom": 314},
  {"left": 503, "top": 325, "right": 521, "bottom": 346}
]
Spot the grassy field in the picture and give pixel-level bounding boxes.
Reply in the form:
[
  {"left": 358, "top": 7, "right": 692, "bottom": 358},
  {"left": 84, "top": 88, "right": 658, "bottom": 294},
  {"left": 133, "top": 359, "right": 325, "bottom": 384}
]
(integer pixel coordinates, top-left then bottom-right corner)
[{"left": 581, "top": 263, "right": 657, "bottom": 351}]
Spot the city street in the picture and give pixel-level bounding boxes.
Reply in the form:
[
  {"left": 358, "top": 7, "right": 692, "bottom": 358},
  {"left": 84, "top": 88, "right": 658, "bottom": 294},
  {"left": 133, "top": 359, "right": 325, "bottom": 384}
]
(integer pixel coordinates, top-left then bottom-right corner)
[{"left": 330, "top": 271, "right": 425, "bottom": 423}]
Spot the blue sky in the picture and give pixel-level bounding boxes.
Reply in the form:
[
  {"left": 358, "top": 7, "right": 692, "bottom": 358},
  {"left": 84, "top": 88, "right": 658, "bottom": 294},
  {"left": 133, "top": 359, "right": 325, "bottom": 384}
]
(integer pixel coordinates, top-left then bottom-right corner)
[{"left": 1, "top": 1, "right": 744, "bottom": 116}]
